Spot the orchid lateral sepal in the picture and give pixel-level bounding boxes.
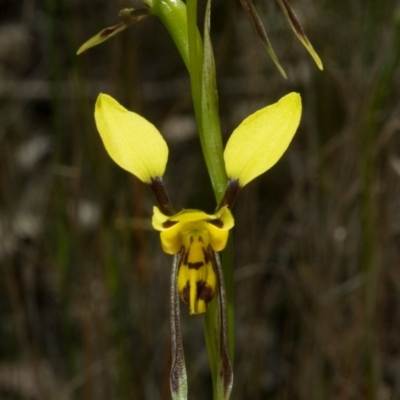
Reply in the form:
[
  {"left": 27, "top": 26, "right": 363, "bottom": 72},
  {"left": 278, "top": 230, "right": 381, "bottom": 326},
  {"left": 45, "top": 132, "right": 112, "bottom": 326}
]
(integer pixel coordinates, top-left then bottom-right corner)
[
  {"left": 170, "top": 252, "right": 187, "bottom": 400},
  {"left": 212, "top": 251, "right": 233, "bottom": 399}
]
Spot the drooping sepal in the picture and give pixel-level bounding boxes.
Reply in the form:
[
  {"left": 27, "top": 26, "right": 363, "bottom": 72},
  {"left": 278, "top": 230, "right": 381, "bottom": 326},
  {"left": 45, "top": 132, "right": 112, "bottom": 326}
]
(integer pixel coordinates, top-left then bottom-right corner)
[
  {"left": 77, "top": 8, "right": 150, "bottom": 55},
  {"left": 212, "top": 251, "right": 233, "bottom": 399},
  {"left": 170, "top": 253, "right": 188, "bottom": 400}
]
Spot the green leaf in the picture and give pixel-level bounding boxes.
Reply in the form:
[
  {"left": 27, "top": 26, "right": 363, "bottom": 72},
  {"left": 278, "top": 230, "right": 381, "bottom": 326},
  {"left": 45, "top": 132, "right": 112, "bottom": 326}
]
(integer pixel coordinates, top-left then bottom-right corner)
[{"left": 76, "top": 8, "right": 150, "bottom": 55}]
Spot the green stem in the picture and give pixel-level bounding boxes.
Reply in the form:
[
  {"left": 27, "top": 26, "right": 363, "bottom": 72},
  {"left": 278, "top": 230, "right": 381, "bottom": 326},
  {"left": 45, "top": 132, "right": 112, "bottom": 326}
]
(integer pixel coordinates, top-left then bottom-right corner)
[
  {"left": 150, "top": 1, "right": 234, "bottom": 398},
  {"left": 186, "top": 0, "right": 202, "bottom": 131},
  {"left": 148, "top": 0, "right": 193, "bottom": 70},
  {"left": 150, "top": 0, "right": 227, "bottom": 199}
]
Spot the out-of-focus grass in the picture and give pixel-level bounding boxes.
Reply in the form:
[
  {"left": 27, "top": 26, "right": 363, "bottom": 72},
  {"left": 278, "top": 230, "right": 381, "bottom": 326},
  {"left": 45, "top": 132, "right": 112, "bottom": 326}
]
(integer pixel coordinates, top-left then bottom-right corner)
[{"left": 0, "top": 0, "right": 400, "bottom": 399}]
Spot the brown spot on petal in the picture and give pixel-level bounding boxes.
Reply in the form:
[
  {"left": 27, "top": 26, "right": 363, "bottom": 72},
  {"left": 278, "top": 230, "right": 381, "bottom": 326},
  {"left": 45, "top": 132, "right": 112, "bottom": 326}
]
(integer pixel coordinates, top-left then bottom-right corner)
[
  {"left": 208, "top": 219, "right": 223, "bottom": 228},
  {"left": 202, "top": 247, "right": 210, "bottom": 264},
  {"left": 183, "top": 250, "right": 189, "bottom": 266},
  {"left": 162, "top": 220, "right": 178, "bottom": 228},
  {"left": 181, "top": 281, "right": 190, "bottom": 304},
  {"left": 197, "top": 281, "right": 214, "bottom": 304},
  {"left": 188, "top": 262, "right": 204, "bottom": 270}
]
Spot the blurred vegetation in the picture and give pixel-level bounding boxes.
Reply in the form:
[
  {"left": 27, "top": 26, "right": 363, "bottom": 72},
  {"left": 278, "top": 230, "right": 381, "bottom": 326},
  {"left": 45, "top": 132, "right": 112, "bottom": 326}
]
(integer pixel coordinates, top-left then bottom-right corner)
[{"left": 1, "top": 0, "right": 400, "bottom": 399}]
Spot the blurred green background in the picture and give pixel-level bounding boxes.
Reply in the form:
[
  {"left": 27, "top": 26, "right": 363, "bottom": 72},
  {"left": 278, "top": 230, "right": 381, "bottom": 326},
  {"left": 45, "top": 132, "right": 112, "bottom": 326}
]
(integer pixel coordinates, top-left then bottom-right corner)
[{"left": 1, "top": 0, "right": 400, "bottom": 399}]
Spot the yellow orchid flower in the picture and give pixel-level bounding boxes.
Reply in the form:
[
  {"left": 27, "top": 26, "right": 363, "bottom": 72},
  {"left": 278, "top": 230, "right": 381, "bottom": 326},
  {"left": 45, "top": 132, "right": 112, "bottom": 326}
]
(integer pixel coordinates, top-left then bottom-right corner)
[
  {"left": 152, "top": 206, "right": 234, "bottom": 314},
  {"left": 94, "top": 92, "right": 301, "bottom": 314}
]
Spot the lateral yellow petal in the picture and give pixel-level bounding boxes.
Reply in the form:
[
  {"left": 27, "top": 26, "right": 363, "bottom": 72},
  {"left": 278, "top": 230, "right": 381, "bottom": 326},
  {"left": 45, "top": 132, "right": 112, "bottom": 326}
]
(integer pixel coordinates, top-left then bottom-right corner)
[
  {"left": 215, "top": 206, "right": 235, "bottom": 230},
  {"left": 207, "top": 224, "right": 229, "bottom": 252},
  {"left": 151, "top": 206, "right": 170, "bottom": 231},
  {"left": 95, "top": 94, "right": 168, "bottom": 183},
  {"left": 159, "top": 223, "right": 183, "bottom": 254},
  {"left": 224, "top": 92, "right": 301, "bottom": 187}
]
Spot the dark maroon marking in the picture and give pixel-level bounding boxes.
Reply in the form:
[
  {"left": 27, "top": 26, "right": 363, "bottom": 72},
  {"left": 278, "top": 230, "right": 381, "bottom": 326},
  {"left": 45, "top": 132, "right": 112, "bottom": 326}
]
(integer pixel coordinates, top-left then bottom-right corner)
[
  {"left": 99, "top": 23, "right": 123, "bottom": 37},
  {"left": 217, "top": 178, "right": 241, "bottom": 210},
  {"left": 149, "top": 177, "right": 175, "bottom": 216},
  {"left": 162, "top": 220, "right": 178, "bottom": 228},
  {"left": 178, "top": 247, "right": 185, "bottom": 266},
  {"left": 183, "top": 250, "right": 189, "bottom": 266},
  {"left": 188, "top": 261, "right": 204, "bottom": 270},
  {"left": 208, "top": 246, "right": 217, "bottom": 272},
  {"left": 202, "top": 247, "right": 209, "bottom": 264},
  {"left": 208, "top": 219, "right": 223, "bottom": 228},
  {"left": 181, "top": 282, "right": 190, "bottom": 304},
  {"left": 239, "top": 0, "right": 271, "bottom": 47},
  {"left": 197, "top": 281, "right": 214, "bottom": 303},
  {"left": 198, "top": 236, "right": 203, "bottom": 243},
  {"left": 189, "top": 236, "right": 193, "bottom": 244},
  {"left": 280, "top": 0, "right": 306, "bottom": 38}
]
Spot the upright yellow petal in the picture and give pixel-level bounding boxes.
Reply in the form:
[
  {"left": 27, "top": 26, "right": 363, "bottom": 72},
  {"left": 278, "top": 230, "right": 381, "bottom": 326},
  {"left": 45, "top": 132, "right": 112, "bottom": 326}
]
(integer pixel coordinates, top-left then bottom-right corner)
[
  {"left": 224, "top": 92, "right": 301, "bottom": 187},
  {"left": 95, "top": 94, "right": 168, "bottom": 183}
]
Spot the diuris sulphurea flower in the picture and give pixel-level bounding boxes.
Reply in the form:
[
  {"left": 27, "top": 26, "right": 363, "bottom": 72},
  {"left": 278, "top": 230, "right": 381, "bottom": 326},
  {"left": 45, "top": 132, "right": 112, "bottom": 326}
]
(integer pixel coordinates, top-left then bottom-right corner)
[
  {"left": 95, "top": 92, "right": 301, "bottom": 314},
  {"left": 153, "top": 206, "right": 234, "bottom": 314}
]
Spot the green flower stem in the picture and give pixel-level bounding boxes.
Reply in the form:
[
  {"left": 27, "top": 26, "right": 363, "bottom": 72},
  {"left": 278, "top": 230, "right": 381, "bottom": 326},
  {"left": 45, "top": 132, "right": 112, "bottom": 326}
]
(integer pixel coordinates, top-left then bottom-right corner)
[
  {"left": 199, "top": 0, "right": 228, "bottom": 200},
  {"left": 147, "top": 0, "right": 192, "bottom": 69},
  {"left": 150, "top": 1, "right": 234, "bottom": 398},
  {"left": 150, "top": 0, "right": 227, "bottom": 200},
  {"left": 186, "top": 0, "right": 202, "bottom": 127}
]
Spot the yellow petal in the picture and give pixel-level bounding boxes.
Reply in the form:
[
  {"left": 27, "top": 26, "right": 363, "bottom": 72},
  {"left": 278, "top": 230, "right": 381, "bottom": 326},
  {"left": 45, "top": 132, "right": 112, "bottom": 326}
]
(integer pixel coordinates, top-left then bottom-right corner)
[
  {"left": 207, "top": 224, "right": 229, "bottom": 252},
  {"left": 224, "top": 92, "right": 301, "bottom": 187},
  {"left": 152, "top": 207, "right": 235, "bottom": 255},
  {"left": 160, "top": 223, "right": 183, "bottom": 254},
  {"left": 95, "top": 94, "right": 168, "bottom": 183},
  {"left": 208, "top": 207, "right": 234, "bottom": 251},
  {"left": 151, "top": 206, "right": 170, "bottom": 231},
  {"left": 215, "top": 206, "right": 235, "bottom": 230}
]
